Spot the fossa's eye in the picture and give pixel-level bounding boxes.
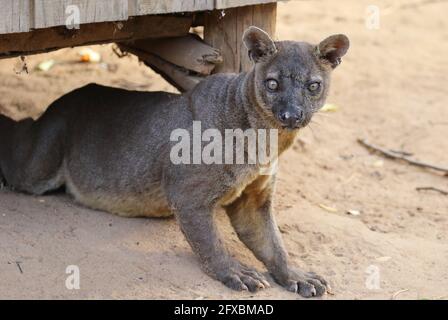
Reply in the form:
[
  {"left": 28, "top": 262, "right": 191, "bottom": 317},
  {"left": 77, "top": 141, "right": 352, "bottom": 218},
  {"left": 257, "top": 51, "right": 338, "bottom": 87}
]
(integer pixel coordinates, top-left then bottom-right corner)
[
  {"left": 308, "top": 82, "right": 321, "bottom": 92},
  {"left": 266, "top": 79, "right": 278, "bottom": 91}
]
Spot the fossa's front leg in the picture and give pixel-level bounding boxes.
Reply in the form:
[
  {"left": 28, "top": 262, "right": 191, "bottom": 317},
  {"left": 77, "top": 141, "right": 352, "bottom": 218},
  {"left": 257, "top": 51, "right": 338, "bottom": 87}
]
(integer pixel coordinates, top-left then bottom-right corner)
[
  {"left": 225, "top": 175, "right": 329, "bottom": 297},
  {"left": 173, "top": 204, "right": 269, "bottom": 292}
]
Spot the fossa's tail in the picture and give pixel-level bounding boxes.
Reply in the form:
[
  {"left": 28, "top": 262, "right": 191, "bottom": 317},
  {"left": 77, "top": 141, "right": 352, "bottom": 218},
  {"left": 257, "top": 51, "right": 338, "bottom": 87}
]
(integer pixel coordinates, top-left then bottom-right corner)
[
  {"left": 0, "top": 114, "right": 21, "bottom": 186},
  {"left": 0, "top": 113, "right": 14, "bottom": 148},
  {"left": 0, "top": 114, "right": 13, "bottom": 185}
]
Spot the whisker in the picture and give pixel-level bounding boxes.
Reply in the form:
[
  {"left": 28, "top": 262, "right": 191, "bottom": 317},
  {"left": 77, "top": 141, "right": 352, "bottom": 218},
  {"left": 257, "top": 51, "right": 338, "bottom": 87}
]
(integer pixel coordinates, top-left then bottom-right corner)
[
  {"left": 313, "top": 112, "right": 331, "bottom": 118},
  {"left": 306, "top": 122, "right": 321, "bottom": 143}
]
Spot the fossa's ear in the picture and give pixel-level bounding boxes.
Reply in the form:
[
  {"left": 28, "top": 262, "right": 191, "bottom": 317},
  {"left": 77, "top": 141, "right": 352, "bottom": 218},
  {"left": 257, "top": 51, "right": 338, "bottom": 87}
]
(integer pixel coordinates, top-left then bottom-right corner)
[
  {"left": 243, "top": 26, "right": 277, "bottom": 63},
  {"left": 315, "top": 34, "right": 350, "bottom": 68}
]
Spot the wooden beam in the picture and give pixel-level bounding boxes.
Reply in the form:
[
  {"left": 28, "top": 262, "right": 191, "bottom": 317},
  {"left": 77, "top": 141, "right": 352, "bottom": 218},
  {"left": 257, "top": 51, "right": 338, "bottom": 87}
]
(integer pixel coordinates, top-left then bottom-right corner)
[
  {"left": 128, "top": 0, "right": 214, "bottom": 15},
  {"left": 130, "top": 34, "right": 222, "bottom": 75},
  {"left": 203, "top": 3, "right": 277, "bottom": 73},
  {"left": 0, "top": 15, "right": 192, "bottom": 59},
  {"left": 119, "top": 44, "right": 202, "bottom": 92}
]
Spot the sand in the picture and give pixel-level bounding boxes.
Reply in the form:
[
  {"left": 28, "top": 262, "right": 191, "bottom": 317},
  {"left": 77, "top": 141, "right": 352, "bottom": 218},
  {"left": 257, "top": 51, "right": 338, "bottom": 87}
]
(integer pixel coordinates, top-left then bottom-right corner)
[{"left": 0, "top": 0, "right": 447, "bottom": 299}]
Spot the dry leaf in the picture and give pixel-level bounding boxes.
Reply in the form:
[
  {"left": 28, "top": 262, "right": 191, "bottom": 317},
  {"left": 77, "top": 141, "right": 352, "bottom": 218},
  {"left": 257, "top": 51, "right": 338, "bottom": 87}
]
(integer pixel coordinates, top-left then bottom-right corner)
[
  {"left": 78, "top": 48, "right": 101, "bottom": 63},
  {"left": 318, "top": 203, "right": 338, "bottom": 213},
  {"left": 321, "top": 103, "right": 339, "bottom": 112},
  {"left": 391, "top": 289, "right": 409, "bottom": 300},
  {"left": 376, "top": 256, "right": 391, "bottom": 262},
  {"left": 36, "top": 59, "right": 55, "bottom": 72},
  {"left": 320, "top": 103, "right": 339, "bottom": 112},
  {"left": 347, "top": 209, "right": 361, "bottom": 216},
  {"left": 373, "top": 160, "right": 384, "bottom": 168}
]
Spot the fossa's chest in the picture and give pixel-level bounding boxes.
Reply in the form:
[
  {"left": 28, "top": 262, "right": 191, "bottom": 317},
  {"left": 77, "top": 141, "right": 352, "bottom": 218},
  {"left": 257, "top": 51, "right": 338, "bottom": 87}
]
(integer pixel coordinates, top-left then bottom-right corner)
[{"left": 218, "top": 162, "right": 275, "bottom": 206}]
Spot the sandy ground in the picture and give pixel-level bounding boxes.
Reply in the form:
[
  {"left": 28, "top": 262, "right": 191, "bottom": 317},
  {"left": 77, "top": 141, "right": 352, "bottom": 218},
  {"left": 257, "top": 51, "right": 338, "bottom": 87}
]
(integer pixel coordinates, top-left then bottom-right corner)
[{"left": 0, "top": 0, "right": 447, "bottom": 299}]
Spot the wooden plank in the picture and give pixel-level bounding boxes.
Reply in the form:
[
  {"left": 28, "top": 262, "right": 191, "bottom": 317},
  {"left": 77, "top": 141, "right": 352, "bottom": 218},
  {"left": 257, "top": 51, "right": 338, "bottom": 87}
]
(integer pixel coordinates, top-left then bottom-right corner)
[
  {"left": 33, "top": 0, "right": 128, "bottom": 29},
  {"left": 0, "top": 15, "right": 192, "bottom": 59},
  {"left": 0, "top": 0, "right": 31, "bottom": 34},
  {"left": 204, "top": 3, "right": 277, "bottom": 73},
  {"left": 130, "top": 34, "right": 222, "bottom": 75},
  {"left": 0, "top": 0, "right": 282, "bottom": 34},
  {"left": 0, "top": 0, "right": 283, "bottom": 35},
  {"left": 215, "top": 0, "right": 279, "bottom": 9},
  {"left": 129, "top": 0, "right": 214, "bottom": 15},
  {"left": 129, "top": 0, "right": 282, "bottom": 15}
]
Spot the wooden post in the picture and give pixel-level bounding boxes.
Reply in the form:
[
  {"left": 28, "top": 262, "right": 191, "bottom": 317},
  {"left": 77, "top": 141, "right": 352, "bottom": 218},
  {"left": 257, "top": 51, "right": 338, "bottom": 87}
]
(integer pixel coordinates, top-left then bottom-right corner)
[{"left": 204, "top": 3, "right": 277, "bottom": 73}]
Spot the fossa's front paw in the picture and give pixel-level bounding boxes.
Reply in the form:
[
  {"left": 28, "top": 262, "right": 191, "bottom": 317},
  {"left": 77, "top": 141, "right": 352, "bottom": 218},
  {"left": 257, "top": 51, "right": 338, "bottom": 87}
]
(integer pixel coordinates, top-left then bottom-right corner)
[
  {"left": 280, "top": 269, "right": 329, "bottom": 298},
  {"left": 217, "top": 262, "right": 270, "bottom": 292}
]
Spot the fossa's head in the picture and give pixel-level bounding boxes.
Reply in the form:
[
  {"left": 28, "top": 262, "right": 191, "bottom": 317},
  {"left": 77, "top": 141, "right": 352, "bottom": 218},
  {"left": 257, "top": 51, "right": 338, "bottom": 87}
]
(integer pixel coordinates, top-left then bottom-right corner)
[{"left": 243, "top": 26, "right": 349, "bottom": 130}]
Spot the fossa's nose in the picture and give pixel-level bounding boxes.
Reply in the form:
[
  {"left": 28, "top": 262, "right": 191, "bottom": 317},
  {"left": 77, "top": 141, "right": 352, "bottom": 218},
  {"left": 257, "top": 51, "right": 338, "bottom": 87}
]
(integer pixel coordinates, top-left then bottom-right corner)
[{"left": 278, "top": 109, "right": 303, "bottom": 128}]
